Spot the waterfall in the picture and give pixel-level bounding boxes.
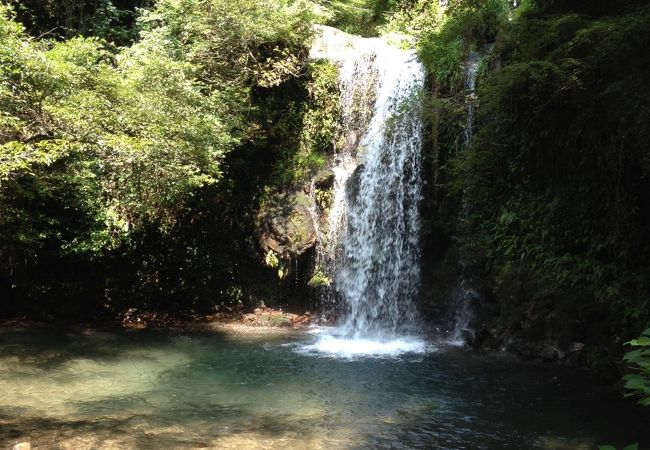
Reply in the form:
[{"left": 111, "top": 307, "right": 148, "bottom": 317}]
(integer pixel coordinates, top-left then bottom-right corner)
[
  {"left": 304, "top": 26, "right": 428, "bottom": 355},
  {"left": 336, "top": 45, "right": 425, "bottom": 339},
  {"left": 449, "top": 53, "right": 481, "bottom": 345},
  {"left": 463, "top": 54, "right": 479, "bottom": 146}
]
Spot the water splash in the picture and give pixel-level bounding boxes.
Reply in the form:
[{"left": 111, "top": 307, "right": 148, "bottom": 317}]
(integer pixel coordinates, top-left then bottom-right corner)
[
  {"left": 296, "top": 332, "right": 432, "bottom": 359},
  {"left": 306, "top": 26, "right": 427, "bottom": 356}
]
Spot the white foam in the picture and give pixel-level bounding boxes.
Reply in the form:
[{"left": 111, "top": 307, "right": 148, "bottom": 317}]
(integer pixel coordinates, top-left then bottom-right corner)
[
  {"left": 445, "top": 338, "right": 466, "bottom": 348},
  {"left": 295, "top": 332, "right": 434, "bottom": 359}
]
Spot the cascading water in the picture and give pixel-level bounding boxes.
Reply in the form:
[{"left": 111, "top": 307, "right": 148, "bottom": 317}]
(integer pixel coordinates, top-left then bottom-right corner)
[
  {"left": 336, "top": 48, "right": 424, "bottom": 339},
  {"left": 449, "top": 52, "right": 481, "bottom": 345},
  {"left": 304, "top": 26, "right": 429, "bottom": 356}
]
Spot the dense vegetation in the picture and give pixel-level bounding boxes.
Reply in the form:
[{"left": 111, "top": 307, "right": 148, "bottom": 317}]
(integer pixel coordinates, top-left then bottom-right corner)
[
  {"left": 468, "top": 0, "right": 650, "bottom": 326},
  {"left": 396, "top": 0, "right": 650, "bottom": 388},
  {"left": 1, "top": 0, "right": 649, "bottom": 398},
  {"left": 0, "top": 0, "right": 319, "bottom": 318}
]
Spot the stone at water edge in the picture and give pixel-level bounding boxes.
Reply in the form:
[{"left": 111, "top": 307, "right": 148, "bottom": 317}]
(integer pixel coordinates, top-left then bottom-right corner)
[{"left": 241, "top": 308, "right": 312, "bottom": 327}]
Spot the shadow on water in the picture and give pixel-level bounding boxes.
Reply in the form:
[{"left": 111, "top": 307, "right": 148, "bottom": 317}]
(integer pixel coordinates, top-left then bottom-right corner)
[{"left": 1, "top": 325, "right": 649, "bottom": 449}]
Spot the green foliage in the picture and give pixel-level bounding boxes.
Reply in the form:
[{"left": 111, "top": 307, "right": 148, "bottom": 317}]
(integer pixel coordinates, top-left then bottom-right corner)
[
  {"left": 308, "top": 267, "right": 331, "bottom": 287},
  {"left": 265, "top": 250, "right": 281, "bottom": 269},
  {"left": 384, "top": 0, "right": 509, "bottom": 90},
  {"left": 0, "top": 0, "right": 312, "bottom": 315},
  {"left": 421, "top": 36, "right": 465, "bottom": 92},
  {"left": 453, "top": 2, "right": 650, "bottom": 328},
  {"left": 264, "top": 249, "right": 289, "bottom": 279},
  {"left": 442, "top": 0, "right": 509, "bottom": 45},
  {"left": 310, "top": 0, "right": 398, "bottom": 36},
  {"left": 8, "top": 0, "right": 152, "bottom": 44},
  {"left": 624, "top": 328, "right": 650, "bottom": 406},
  {"left": 265, "top": 60, "right": 340, "bottom": 188},
  {"left": 598, "top": 445, "right": 638, "bottom": 450},
  {"left": 0, "top": 13, "right": 231, "bottom": 243},
  {"left": 315, "top": 187, "right": 333, "bottom": 210},
  {"left": 293, "top": 61, "right": 340, "bottom": 180},
  {"left": 139, "top": 0, "right": 312, "bottom": 89},
  {"left": 423, "top": 0, "right": 508, "bottom": 89}
]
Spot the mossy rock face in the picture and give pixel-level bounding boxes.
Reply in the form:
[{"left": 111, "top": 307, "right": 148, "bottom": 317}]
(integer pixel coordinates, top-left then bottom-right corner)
[
  {"left": 313, "top": 168, "right": 335, "bottom": 190},
  {"left": 257, "top": 191, "right": 317, "bottom": 260}
]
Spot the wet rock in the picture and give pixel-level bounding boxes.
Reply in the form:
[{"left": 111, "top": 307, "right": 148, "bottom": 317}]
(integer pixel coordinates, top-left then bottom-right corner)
[
  {"left": 258, "top": 312, "right": 292, "bottom": 327},
  {"left": 469, "top": 327, "right": 499, "bottom": 350},
  {"left": 539, "top": 344, "right": 562, "bottom": 361},
  {"left": 345, "top": 164, "right": 365, "bottom": 205},
  {"left": 505, "top": 337, "right": 544, "bottom": 360},
  {"left": 309, "top": 24, "right": 358, "bottom": 65},
  {"left": 567, "top": 342, "right": 585, "bottom": 354},
  {"left": 257, "top": 191, "right": 317, "bottom": 259},
  {"left": 520, "top": 318, "right": 545, "bottom": 341},
  {"left": 561, "top": 342, "right": 585, "bottom": 363},
  {"left": 313, "top": 169, "right": 335, "bottom": 190},
  {"left": 289, "top": 313, "right": 310, "bottom": 326}
]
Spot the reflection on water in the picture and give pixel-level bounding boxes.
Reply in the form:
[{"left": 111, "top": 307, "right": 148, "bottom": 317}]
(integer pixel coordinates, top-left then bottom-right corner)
[{"left": 0, "top": 325, "right": 648, "bottom": 449}]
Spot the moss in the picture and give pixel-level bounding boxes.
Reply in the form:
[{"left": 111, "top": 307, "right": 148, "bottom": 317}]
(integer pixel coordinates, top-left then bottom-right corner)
[
  {"left": 264, "top": 60, "right": 341, "bottom": 189},
  {"left": 308, "top": 268, "right": 331, "bottom": 287},
  {"left": 315, "top": 188, "right": 333, "bottom": 211},
  {"left": 264, "top": 250, "right": 280, "bottom": 269}
]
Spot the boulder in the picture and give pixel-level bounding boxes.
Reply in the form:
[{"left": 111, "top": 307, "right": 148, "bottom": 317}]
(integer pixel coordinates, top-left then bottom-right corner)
[{"left": 257, "top": 191, "right": 317, "bottom": 259}]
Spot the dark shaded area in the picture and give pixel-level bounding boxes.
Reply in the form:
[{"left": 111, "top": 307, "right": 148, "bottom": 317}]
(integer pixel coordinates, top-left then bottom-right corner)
[
  {"left": 420, "top": 0, "right": 650, "bottom": 378},
  {"left": 8, "top": 0, "right": 153, "bottom": 44}
]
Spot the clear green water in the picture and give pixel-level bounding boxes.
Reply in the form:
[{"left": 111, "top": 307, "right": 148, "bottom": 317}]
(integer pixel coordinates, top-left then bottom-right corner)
[{"left": 0, "top": 325, "right": 648, "bottom": 449}]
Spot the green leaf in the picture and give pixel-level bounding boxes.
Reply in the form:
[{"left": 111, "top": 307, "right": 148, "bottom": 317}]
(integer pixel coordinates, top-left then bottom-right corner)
[{"left": 628, "top": 337, "right": 650, "bottom": 347}]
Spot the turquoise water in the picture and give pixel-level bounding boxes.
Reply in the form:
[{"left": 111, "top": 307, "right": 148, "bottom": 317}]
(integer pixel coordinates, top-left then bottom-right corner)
[{"left": 0, "top": 325, "right": 648, "bottom": 449}]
